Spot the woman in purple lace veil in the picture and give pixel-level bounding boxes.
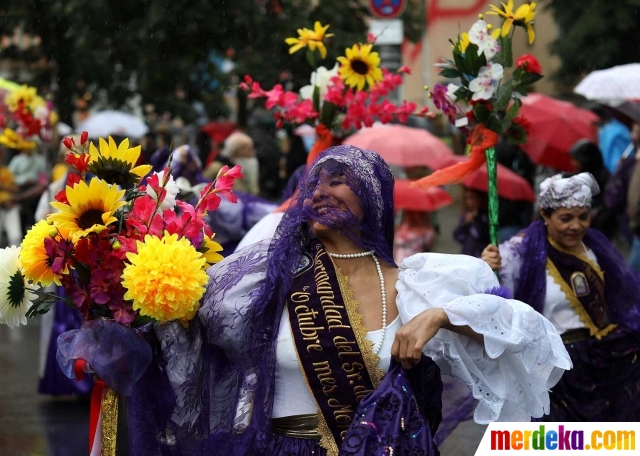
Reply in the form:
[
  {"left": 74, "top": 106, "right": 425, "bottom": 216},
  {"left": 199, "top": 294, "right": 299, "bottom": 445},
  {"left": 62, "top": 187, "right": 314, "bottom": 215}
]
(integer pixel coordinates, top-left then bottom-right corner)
[
  {"left": 482, "top": 172, "right": 640, "bottom": 421},
  {"left": 128, "top": 145, "right": 570, "bottom": 456}
]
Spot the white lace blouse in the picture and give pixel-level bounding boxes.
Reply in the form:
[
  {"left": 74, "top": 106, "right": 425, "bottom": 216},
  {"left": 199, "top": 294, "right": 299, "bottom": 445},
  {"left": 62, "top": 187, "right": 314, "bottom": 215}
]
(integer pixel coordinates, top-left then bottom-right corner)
[
  {"left": 270, "top": 252, "right": 572, "bottom": 423},
  {"left": 498, "top": 236, "right": 598, "bottom": 334}
]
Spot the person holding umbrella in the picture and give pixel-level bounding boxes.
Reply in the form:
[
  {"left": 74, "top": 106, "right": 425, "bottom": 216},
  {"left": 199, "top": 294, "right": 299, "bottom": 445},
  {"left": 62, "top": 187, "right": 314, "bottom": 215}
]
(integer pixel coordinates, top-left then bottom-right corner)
[{"left": 482, "top": 172, "right": 640, "bottom": 421}]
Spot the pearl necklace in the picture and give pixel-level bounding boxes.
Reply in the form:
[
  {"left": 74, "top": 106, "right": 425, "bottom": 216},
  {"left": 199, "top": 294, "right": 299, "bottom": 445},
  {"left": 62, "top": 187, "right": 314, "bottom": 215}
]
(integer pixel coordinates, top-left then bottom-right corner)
[{"left": 327, "top": 250, "right": 387, "bottom": 355}]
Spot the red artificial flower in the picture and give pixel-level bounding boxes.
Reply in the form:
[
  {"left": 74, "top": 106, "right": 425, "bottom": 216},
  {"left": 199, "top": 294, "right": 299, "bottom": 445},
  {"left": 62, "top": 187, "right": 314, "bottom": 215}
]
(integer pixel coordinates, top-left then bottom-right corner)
[
  {"left": 62, "top": 136, "right": 75, "bottom": 150},
  {"left": 80, "top": 131, "right": 89, "bottom": 145},
  {"left": 511, "top": 115, "right": 532, "bottom": 139},
  {"left": 65, "top": 152, "right": 91, "bottom": 174},
  {"left": 515, "top": 54, "right": 542, "bottom": 74}
]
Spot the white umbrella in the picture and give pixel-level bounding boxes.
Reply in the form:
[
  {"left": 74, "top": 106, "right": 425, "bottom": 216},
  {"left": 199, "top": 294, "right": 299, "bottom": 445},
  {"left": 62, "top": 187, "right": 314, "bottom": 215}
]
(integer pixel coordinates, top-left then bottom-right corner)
[
  {"left": 574, "top": 63, "right": 640, "bottom": 101},
  {"left": 76, "top": 110, "right": 149, "bottom": 138}
]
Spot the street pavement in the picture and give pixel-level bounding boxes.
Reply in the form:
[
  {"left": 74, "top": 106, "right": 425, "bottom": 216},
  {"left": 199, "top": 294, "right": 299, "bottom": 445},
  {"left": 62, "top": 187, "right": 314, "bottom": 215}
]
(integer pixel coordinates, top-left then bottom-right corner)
[{"left": 0, "top": 187, "right": 487, "bottom": 456}]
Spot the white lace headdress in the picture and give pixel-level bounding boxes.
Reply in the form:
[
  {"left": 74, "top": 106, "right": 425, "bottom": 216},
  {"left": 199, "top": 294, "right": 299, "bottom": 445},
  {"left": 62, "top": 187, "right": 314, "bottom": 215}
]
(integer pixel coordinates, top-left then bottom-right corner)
[{"left": 538, "top": 172, "right": 600, "bottom": 209}]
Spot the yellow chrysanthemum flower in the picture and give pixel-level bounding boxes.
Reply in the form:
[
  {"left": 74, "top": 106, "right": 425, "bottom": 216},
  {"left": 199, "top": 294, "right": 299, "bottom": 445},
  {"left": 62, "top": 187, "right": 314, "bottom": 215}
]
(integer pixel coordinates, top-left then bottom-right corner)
[
  {"left": 48, "top": 178, "right": 126, "bottom": 241},
  {"left": 121, "top": 233, "right": 209, "bottom": 323},
  {"left": 20, "top": 220, "right": 66, "bottom": 286},
  {"left": 487, "top": 0, "right": 537, "bottom": 44},
  {"left": 87, "top": 136, "right": 152, "bottom": 186},
  {"left": 201, "top": 235, "right": 224, "bottom": 267},
  {"left": 0, "top": 128, "right": 37, "bottom": 150},
  {"left": 5, "top": 85, "right": 45, "bottom": 112},
  {"left": 285, "top": 21, "right": 334, "bottom": 59},
  {"left": 337, "top": 44, "right": 383, "bottom": 91}
]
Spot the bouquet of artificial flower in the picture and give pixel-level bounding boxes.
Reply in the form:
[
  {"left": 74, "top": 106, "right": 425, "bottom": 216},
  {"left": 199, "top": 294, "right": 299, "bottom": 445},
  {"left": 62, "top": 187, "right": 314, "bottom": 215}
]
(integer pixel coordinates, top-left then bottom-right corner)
[
  {"left": 0, "top": 84, "right": 57, "bottom": 148},
  {"left": 0, "top": 132, "right": 240, "bottom": 455},
  {"left": 4, "top": 133, "right": 239, "bottom": 327},
  {"left": 416, "top": 0, "right": 542, "bottom": 244},
  {"left": 240, "top": 21, "right": 431, "bottom": 161}
]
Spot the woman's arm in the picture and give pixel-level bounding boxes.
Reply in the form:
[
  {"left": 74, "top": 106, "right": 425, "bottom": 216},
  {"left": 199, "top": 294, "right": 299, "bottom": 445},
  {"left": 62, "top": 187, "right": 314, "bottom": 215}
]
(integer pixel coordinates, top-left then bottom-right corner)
[{"left": 391, "top": 308, "right": 483, "bottom": 369}]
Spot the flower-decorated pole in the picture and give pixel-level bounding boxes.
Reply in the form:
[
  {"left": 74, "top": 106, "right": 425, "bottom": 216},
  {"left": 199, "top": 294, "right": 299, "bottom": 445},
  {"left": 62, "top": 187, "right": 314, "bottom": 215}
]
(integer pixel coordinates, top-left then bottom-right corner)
[
  {"left": 486, "top": 146, "right": 499, "bottom": 246},
  {"left": 416, "top": 2, "right": 542, "bottom": 249}
]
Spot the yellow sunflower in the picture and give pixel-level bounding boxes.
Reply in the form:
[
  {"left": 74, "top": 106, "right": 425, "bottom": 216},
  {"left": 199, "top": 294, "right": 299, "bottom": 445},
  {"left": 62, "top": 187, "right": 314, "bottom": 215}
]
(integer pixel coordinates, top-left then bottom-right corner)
[
  {"left": 337, "top": 44, "right": 383, "bottom": 91},
  {"left": 487, "top": 0, "right": 537, "bottom": 44},
  {"left": 19, "top": 220, "right": 66, "bottom": 286},
  {"left": 285, "top": 21, "right": 334, "bottom": 59},
  {"left": 200, "top": 235, "right": 224, "bottom": 267},
  {"left": 48, "top": 178, "right": 126, "bottom": 241},
  {"left": 5, "top": 85, "right": 45, "bottom": 112},
  {"left": 0, "top": 128, "right": 37, "bottom": 150},
  {"left": 87, "top": 136, "right": 152, "bottom": 186},
  {"left": 122, "top": 233, "right": 209, "bottom": 323}
]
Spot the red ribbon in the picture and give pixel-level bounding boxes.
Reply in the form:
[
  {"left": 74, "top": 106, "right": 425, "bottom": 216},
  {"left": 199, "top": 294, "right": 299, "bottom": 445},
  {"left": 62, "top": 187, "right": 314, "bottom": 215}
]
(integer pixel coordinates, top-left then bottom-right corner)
[
  {"left": 74, "top": 359, "right": 103, "bottom": 455},
  {"left": 89, "top": 378, "right": 105, "bottom": 454}
]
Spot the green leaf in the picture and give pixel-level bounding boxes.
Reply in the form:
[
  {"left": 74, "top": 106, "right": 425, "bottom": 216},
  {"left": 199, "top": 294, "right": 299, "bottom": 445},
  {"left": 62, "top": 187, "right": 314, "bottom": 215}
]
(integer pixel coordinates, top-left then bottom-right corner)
[
  {"left": 501, "top": 101, "right": 521, "bottom": 133},
  {"left": 312, "top": 86, "right": 321, "bottom": 114},
  {"left": 305, "top": 50, "right": 316, "bottom": 68},
  {"left": 517, "top": 72, "right": 544, "bottom": 87},
  {"left": 453, "top": 51, "right": 468, "bottom": 79},
  {"left": 131, "top": 313, "right": 156, "bottom": 328},
  {"left": 26, "top": 300, "right": 53, "bottom": 318},
  {"left": 439, "top": 68, "right": 462, "bottom": 79},
  {"left": 494, "top": 36, "right": 513, "bottom": 68},
  {"left": 455, "top": 86, "right": 474, "bottom": 101},
  {"left": 473, "top": 102, "right": 491, "bottom": 123},
  {"left": 494, "top": 79, "right": 513, "bottom": 111},
  {"left": 464, "top": 43, "right": 481, "bottom": 77},
  {"left": 320, "top": 101, "right": 338, "bottom": 127},
  {"left": 486, "top": 115, "right": 505, "bottom": 135}
]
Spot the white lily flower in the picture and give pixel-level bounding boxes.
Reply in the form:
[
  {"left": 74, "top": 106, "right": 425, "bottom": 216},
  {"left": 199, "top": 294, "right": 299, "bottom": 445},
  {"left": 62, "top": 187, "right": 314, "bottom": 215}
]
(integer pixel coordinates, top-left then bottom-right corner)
[
  {"left": 299, "top": 64, "right": 340, "bottom": 102},
  {"left": 468, "top": 20, "right": 500, "bottom": 60},
  {"left": 146, "top": 170, "right": 180, "bottom": 211},
  {"left": 469, "top": 63, "right": 504, "bottom": 101}
]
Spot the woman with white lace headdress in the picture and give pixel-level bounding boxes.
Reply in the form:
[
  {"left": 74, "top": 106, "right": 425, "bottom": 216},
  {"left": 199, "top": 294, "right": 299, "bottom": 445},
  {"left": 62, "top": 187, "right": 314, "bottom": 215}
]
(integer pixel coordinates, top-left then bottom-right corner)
[{"left": 482, "top": 172, "right": 640, "bottom": 421}]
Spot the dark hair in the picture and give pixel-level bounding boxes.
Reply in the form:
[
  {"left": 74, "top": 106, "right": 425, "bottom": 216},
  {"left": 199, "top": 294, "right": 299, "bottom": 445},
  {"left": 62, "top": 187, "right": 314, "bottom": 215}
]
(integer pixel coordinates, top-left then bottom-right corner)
[{"left": 568, "top": 140, "right": 604, "bottom": 174}]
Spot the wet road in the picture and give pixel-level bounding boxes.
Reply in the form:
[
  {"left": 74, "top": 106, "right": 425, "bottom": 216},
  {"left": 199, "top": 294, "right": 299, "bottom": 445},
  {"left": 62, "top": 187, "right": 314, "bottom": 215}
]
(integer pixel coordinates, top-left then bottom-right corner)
[{"left": 0, "top": 189, "right": 485, "bottom": 456}]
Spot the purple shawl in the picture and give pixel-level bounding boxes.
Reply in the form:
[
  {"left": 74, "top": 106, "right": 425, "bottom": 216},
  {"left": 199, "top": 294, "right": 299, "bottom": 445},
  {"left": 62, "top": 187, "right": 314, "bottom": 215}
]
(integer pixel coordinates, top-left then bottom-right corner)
[{"left": 508, "top": 220, "right": 640, "bottom": 332}]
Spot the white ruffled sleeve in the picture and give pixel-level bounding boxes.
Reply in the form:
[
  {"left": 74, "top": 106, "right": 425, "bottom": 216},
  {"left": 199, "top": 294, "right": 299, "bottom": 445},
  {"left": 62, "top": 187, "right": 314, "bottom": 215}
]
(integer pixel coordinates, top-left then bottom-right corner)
[{"left": 396, "top": 253, "right": 572, "bottom": 423}]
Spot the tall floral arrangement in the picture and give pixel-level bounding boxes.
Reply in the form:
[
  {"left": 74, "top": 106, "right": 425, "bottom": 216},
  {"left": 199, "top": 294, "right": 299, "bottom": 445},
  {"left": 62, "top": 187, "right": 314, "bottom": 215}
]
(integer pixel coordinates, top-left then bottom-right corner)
[
  {"left": 240, "top": 21, "right": 430, "bottom": 163},
  {"left": 416, "top": 0, "right": 542, "bottom": 244},
  {"left": 0, "top": 132, "right": 240, "bottom": 455}
]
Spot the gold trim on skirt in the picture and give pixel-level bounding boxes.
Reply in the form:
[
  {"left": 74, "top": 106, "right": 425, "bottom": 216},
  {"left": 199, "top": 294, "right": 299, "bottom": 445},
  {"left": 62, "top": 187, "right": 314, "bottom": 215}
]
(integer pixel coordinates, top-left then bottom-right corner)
[{"left": 270, "top": 414, "right": 321, "bottom": 440}]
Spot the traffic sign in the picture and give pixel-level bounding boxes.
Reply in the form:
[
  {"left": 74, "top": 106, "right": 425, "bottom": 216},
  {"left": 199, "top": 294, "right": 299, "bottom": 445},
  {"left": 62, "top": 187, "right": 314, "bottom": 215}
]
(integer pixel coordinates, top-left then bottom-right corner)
[{"left": 368, "top": 0, "right": 407, "bottom": 19}]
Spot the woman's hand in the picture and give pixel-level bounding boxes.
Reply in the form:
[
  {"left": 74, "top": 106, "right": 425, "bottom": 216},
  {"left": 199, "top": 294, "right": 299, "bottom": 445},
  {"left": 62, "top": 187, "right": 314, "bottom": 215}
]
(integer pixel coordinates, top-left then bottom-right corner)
[
  {"left": 481, "top": 244, "right": 502, "bottom": 271},
  {"left": 391, "top": 308, "right": 448, "bottom": 369}
]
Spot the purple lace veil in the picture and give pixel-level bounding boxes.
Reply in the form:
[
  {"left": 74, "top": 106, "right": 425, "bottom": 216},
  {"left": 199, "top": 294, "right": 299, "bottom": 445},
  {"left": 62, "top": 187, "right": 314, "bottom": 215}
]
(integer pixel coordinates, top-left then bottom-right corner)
[
  {"left": 509, "top": 219, "right": 640, "bottom": 332},
  {"left": 128, "top": 145, "right": 399, "bottom": 455}
]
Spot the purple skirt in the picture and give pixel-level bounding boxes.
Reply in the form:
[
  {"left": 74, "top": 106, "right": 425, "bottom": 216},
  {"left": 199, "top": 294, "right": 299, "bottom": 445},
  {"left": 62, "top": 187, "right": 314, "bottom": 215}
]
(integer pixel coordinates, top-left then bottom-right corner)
[{"left": 543, "top": 328, "right": 640, "bottom": 421}]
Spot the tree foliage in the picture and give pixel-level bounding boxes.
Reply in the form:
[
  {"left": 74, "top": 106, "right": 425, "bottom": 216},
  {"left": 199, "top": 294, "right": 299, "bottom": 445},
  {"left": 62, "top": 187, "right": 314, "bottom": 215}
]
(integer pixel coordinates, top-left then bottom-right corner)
[
  {"left": 0, "top": 0, "right": 424, "bottom": 124},
  {"left": 545, "top": 0, "right": 640, "bottom": 86}
]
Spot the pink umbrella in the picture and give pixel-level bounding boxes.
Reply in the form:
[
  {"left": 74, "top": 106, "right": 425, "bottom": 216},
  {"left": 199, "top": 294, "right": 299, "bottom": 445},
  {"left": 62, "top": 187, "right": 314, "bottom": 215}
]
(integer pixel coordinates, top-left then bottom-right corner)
[
  {"left": 394, "top": 179, "right": 455, "bottom": 212},
  {"left": 344, "top": 124, "right": 455, "bottom": 170},
  {"left": 519, "top": 93, "right": 599, "bottom": 172},
  {"left": 441, "top": 156, "right": 536, "bottom": 202}
]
